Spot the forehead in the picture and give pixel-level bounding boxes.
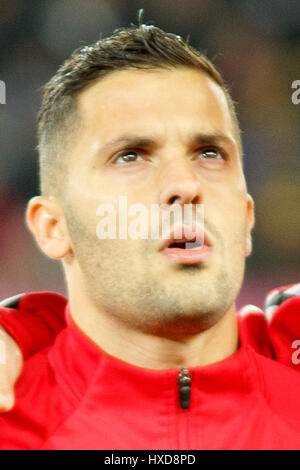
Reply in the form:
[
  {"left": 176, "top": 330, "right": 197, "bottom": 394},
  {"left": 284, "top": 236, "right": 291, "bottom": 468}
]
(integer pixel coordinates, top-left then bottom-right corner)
[{"left": 76, "top": 67, "right": 237, "bottom": 143}]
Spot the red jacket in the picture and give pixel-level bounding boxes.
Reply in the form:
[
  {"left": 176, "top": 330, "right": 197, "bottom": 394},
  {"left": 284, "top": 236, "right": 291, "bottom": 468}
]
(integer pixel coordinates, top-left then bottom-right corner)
[{"left": 0, "top": 284, "right": 300, "bottom": 450}]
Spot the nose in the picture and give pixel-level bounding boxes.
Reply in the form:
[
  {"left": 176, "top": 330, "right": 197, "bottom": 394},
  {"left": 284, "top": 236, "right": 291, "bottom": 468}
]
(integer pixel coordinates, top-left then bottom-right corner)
[{"left": 159, "top": 160, "right": 202, "bottom": 207}]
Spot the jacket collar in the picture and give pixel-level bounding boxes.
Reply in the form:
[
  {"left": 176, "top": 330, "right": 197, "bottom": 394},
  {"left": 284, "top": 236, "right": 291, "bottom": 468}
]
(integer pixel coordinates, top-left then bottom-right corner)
[{"left": 49, "top": 304, "right": 262, "bottom": 409}]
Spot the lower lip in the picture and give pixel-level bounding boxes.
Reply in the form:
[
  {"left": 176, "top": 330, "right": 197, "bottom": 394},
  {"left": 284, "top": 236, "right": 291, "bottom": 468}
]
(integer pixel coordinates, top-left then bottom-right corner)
[{"left": 161, "top": 245, "right": 212, "bottom": 265}]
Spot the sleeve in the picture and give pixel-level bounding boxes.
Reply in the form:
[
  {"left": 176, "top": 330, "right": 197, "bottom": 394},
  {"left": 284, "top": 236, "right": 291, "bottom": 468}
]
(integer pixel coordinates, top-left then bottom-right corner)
[{"left": 0, "top": 292, "right": 67, "bottom": 359}]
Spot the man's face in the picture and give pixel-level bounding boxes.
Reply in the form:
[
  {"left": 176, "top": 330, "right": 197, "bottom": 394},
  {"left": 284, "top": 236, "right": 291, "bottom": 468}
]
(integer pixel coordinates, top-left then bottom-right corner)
[{"left": 62, "top": 67, "right": 254, "bottom": 334}]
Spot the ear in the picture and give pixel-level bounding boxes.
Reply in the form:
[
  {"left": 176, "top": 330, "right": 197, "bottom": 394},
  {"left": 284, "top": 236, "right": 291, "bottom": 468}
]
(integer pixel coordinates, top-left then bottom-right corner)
[
  {"left": 26, "top": 196, "right": 72, "bottom": 260},
  {"left": 245, "top": 193, "right": 255, "bottom": 257}
]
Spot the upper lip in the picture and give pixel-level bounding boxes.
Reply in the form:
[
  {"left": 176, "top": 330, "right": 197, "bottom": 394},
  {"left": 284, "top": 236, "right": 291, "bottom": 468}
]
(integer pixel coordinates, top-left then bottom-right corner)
[{"left": 158, "top": 224, "right": 212, "bottom": 251}]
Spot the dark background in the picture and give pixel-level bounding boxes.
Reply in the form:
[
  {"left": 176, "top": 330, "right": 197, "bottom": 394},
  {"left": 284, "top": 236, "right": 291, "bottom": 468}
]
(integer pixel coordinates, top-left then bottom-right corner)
[{"left": 0, "top": 0, "right": 299, "bottom": 309}]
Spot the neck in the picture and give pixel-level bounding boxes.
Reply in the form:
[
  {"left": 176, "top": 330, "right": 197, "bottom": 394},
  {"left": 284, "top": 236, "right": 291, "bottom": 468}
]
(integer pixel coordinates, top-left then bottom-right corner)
[{"left": 67, "top": 284, "right": 239, "bottom": 371}]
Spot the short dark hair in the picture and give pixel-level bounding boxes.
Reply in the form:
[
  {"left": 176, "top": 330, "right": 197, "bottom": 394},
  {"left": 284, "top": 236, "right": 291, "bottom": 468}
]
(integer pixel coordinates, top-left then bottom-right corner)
[{"left": 37, "top": 20, "right": 241, "bottom": 195}]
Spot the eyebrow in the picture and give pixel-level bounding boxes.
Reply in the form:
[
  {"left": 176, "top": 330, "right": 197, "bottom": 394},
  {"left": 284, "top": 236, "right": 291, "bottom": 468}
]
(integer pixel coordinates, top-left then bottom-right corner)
[{"left": 100, "top": 131, "right": 236, "bottom": 153}]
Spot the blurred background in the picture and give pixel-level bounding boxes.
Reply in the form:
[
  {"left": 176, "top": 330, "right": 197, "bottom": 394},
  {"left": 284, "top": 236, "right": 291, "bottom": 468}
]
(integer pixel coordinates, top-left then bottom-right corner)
[{"left": 0, "top": 0, "right": 299, "bottom": 310}]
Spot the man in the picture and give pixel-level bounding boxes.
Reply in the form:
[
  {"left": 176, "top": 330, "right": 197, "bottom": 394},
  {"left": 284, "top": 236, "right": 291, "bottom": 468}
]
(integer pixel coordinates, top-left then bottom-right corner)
[{"left": 0, "top": 22, "right": 300, "bottom": 450}]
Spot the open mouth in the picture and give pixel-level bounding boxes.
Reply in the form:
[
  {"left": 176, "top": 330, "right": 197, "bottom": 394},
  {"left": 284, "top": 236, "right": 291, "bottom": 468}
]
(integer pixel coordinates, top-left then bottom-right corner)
[
  {"left": 168, "top": 240, "right": 203, "bottom": 250},
  {"left": 159, "top": 227, "right": 212, "bottom": 265}
]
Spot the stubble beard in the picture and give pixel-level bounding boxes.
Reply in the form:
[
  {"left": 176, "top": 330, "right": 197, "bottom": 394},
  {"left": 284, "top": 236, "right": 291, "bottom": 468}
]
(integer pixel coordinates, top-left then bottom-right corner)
[{"left": 64, "top": 206, "right": 246, "bottom": 337}]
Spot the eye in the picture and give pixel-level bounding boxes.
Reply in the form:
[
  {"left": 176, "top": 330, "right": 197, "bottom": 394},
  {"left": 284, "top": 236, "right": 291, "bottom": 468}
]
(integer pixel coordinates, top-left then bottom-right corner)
[
  {"left": 197, "top": 148, "right": 224, "bottom": 160},
  {"left": 112, "top": 150, "right": 144, "bottom": 164}
]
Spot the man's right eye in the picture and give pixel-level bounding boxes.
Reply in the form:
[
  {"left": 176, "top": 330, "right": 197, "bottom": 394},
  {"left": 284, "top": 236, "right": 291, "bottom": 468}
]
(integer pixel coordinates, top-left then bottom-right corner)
[{"left": 112, "top": 151, "right": 144, "bottom": 164}]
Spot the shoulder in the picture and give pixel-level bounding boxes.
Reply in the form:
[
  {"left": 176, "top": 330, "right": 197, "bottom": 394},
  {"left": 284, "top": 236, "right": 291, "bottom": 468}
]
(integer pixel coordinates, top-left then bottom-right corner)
[
  {"left": 238, "top": 282, "right": 300, "bottom": 368},
  {"left": 0, "top": 332, "right": 72, "bottom": 450},
  {"left": 0, "top": 291, "right": 67, "bottom": 359},
  {"left": 249, "top": 346, "right": 300, "bottom": 428},
  {"left": 0, "top": 347, "right": 53, "bottom": 449},
  {"left": 0, "top": 291, "right": 67, "bottom": 313},
  {"left": 239, "top": 282, "right": 300, "bottom": 429}
]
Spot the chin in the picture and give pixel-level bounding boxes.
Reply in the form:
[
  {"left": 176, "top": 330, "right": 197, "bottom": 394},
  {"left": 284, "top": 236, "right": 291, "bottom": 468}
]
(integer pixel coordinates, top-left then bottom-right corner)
[{"left": 144, "top": 311, "right": 223, "bottom": 338}]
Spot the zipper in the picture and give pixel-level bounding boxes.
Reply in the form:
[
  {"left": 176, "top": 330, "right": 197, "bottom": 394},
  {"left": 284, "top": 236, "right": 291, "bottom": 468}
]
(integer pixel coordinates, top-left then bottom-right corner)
[{"left": 178, "top": 368, "right": 191, "bottom": 409}]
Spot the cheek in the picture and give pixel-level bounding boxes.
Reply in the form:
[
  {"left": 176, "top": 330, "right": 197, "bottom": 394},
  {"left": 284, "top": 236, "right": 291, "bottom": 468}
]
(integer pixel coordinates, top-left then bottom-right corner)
[
  {"left": 225, "top": 204, "right": 248, "bottom": 246},
  {"left": 206, "top": 187, "right": 248, "bottom": 244},
  {"left": 223, "top": 208, "right": 248, "bottom": 263}
]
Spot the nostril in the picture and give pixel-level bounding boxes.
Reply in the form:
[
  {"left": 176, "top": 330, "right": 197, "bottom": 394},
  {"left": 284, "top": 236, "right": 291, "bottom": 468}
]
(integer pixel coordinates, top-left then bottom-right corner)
[
  {"left": 169, "top": 195, "right": 180, "bottom": 205},
  {"left": 168, "top": 194, "right": 200, "bottom": 205},
  {"left": 191, "top": 195, "right": 201, "bottom": 205}
]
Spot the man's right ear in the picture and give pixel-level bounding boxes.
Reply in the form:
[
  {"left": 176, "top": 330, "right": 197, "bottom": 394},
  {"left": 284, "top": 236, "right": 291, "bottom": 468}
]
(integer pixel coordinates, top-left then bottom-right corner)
[{"left": 26, "top": 196, "right": 73, "bottom": 260}]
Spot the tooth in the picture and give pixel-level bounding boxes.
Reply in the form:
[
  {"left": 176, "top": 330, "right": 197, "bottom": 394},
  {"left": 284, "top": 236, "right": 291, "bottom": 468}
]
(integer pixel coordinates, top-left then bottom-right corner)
[{"left": 185, "top": 241, "right": 201, "bottom": 249}]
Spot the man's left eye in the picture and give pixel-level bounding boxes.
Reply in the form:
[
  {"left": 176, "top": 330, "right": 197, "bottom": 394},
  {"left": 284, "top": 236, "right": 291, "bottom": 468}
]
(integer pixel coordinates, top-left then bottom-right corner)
[{"left": 197, "top": 148, "right": 223, "bottom": 159}]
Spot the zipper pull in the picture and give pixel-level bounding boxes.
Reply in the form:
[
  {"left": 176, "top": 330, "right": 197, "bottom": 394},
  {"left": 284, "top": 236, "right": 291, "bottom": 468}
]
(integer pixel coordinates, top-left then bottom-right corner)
[{"left": 178, "top": 368, "right": 191, "bottom": 409}]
